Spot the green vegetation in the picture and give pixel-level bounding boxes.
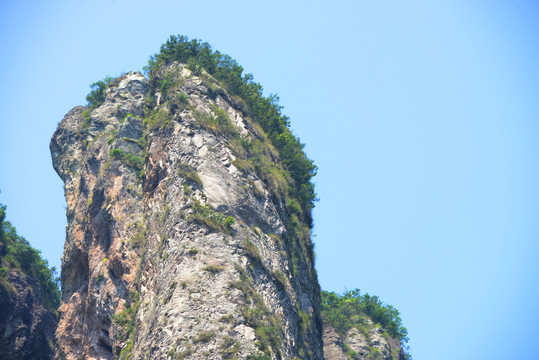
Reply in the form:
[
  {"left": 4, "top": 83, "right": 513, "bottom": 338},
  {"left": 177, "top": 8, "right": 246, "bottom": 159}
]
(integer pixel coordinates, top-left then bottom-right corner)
[
  {"left": 109, "top": 148, "right": 144, "bottom": 179},
  {"left": 231, "top": 266, "right": 282, "bottom": 357},
  {"left": 219, "top": 314, "right": 234, "bottom": 323},
  {"left": 83, "top": 36, "right": 317, "bottom": 225},
  {"left": 0, "top": 204, "right": 61, "bottom": 310},
  {"left": 177, "top": 163, "right": 203, "bottom": 188},
  {"left": 121, "top": 113, "right": 134, "bottom": 123},
  {"left": 156, "top": 67, "right": 185, "bottom": 98},
  {"left": 112, "top": 295, "right": 138, "bottom": 341},
  {"left": 190, "top": 104, "right": 238, "bottom": 139},
  {"left": 112, "top": 291, "right": 140, "bottom": 360},
  {"left": 246, "top": 353, "right": 272, "bottom": 360},
  {"left": 190, "top": 199, "right": 235, "bottom": 233},
  {"left": 271, "top": 270, "right": 287, "bottom": 288},
  {"left": 367, "top": 347, "right": 382, "bottom": 360},
  {"left": 128, "top": 221, "right": 147, "bottom": 249},
  {"left": 236, "top": 138, "right": 289, "bottom": 200},
  {"left": 86, "top": 76, "right": 113, "bottom": 109},
  {"left": 177, "top": 92, "right": 189, "bottom": 105},
  {"left": 82, "top": 110, "right": 91, "bottom": 128},
  {"left": 193, "top": 331, "right": 215, "bottom": 343},
  {"left": 122, "top": 135, "right": 146, "bottom": 149},
  {"left": 145, "top": 35, "right": 317, "bottom": 225},
  {"left": 241, "top": 237, "right": 263, "bottom": 265},
  {"left": 78, "top": 38, "right": 322, "bottom": 358},
  {"left": 144, "top": 108, "right": 174, "bottom": 131},
  {"left": 221, "top": 335, "right": 239, "bottom": 359},
  {"left": 321, "top": 289, "right": 411, "bottom": 358},
  {"left": 202, "top": 264, "right": 223, "bottom": 274}
]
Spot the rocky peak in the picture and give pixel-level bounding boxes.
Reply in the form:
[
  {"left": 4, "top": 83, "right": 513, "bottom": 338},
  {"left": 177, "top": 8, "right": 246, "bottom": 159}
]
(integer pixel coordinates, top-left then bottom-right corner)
[
  {"left": 51, "top": 63, "right": 322, "bottom": 359},
  {"left": 49, "top": 35, "right": 412, "bottom": 359}
]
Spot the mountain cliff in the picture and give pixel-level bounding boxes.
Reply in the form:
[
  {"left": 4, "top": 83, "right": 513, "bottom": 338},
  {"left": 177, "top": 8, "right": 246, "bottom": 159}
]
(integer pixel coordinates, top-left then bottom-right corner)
[
  {"left": 49, "top": 36, "right": 410, "bottom": 360},
  {"left": 51, "top": 40, "right": 321, "bottom": 358}
]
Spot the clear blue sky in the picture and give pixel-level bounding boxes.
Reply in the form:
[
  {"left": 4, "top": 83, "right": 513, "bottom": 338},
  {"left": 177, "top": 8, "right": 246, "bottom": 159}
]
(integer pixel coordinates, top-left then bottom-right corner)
[{"left": 1, "top": 1, "right": 538, "bottom": 359}]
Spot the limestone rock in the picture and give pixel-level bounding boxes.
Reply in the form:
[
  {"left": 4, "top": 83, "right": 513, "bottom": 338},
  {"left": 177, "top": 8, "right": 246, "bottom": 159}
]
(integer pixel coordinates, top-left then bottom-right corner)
[
  {"left": 322, "top": 323, "right": 406, "bottom": 360},
  {"left": 322, "top": 326, "right": 347, "bottom": 360},
  {"left": 51, "top": 66, "right": 322, "bottom": 359}
]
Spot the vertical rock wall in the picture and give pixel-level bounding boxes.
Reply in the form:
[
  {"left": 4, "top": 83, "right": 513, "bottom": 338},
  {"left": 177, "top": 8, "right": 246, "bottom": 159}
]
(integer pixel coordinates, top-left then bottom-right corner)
[{"left": 51, "top": 66, "right": 323, "bottom": 359}]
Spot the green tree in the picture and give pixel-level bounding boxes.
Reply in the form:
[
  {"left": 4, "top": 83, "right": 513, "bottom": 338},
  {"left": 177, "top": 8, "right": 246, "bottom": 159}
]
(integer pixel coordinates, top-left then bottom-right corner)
[
  {"left": 321, "top": 289, "right": 409, "bottom": 348},
  {"left": 86, "top": 76, "right": 113, "bottom": 108}
]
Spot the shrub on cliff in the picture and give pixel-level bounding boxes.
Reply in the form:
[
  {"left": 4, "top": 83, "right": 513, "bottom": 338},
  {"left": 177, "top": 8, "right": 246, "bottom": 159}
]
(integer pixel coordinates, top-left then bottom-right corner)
[
  {"left": 321, "top": 289, "right": 410, "bottom": 355},
  {"left": 86, "top": 76, "right": 113, "bottom": 109}
]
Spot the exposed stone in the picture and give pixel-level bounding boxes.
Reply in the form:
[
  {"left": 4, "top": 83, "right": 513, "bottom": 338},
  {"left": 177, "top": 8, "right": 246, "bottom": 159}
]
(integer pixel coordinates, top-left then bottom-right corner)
[
  {"left": 0, "top": 269, "right": 58, "bottom": 360},
  {"left": 322, "top": 326, "right": 347, "bottom": 360},
  {"left": 345, "top": 327, "right": 370, "bottom": 358},
  {"left": 51, "top": 66, "right": 323, "bottom": 359},
  {"left": 322, "top": 323, "right": 406, "bottom": 360}
]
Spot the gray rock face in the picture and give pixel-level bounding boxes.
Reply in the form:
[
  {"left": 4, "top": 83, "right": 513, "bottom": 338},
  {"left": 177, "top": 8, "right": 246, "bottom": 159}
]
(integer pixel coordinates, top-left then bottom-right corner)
[
  {"left": 322, "top": 323, "right": 406, "bottom": 360},
  {"left": 322, "top": 326, "right": 347, "bottom": 360},
  {"left": 51, "top": 67, "right": 322, "bottom": 359},
  {"left": 345, "top": 327, "right": 370, "bottom": 358}
]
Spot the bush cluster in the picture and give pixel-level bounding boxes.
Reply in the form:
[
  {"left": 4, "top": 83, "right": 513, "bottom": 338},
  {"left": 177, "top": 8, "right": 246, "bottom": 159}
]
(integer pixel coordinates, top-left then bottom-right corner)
[
  {"left": 177, "top": 163, "right": 203, "bottom": 188},
  {"left": 190, "top": 104, "right": 238, "bottom": 139},
  {"left": 109, "top": 148, "right": 144, "bottom": 179},
  {"left": 86, "top": 77, "right": 113, "bottom": 109},
  {"left": 321, "top": 289, "right": 410, "bottom": 354},
  {"left": 190, "top": 200, "right": 235, "bottom": 233}
]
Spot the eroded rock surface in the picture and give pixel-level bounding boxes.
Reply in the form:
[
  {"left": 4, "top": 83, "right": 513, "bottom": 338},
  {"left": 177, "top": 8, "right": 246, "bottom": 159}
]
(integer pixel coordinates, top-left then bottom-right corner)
[
  {"left": 323, "top": 323, "right": 406, "bottom": 360},
  {"left": 51, "top": 67, "right": 322, "bottom": 359},
  {"left": 0, "top": 269, "right": 57, "bottom": 360},
  {"left": 322, "top": 326, "right": 347, "bottom": 360}
]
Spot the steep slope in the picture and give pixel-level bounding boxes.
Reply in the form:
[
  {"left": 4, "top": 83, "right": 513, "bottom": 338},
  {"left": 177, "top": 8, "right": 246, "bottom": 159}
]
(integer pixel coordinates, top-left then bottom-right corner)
[
  {"left": 0, "top": 205, "right": 59, "bottom": 360},
  {"left": 51, "top": 60, "right": 322, "bottom": 359}
]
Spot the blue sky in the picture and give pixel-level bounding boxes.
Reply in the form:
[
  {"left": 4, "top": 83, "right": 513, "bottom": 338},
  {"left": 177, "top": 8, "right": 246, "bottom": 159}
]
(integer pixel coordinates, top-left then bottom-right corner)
[{"left": 1, "top": 1, "right": 538, "bottom": 359}]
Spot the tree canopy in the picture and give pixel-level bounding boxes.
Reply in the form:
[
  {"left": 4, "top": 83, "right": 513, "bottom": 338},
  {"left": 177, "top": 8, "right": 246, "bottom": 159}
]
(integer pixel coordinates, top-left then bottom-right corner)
[
  {"left": 86, "top": 76, "right": 113, "bottom": 109},
  {"left": 321, "top": 289, "right": 409, "bottom": 346}
]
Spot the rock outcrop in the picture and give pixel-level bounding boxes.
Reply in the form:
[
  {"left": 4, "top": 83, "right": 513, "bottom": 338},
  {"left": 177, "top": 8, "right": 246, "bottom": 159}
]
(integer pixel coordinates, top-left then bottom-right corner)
[
  {"left": 322, "top": 326, "right": 348, "bottom": 360},
  {"left": 51, "top": 65, "right": 322, "bottom": 359},
  {"left": 0, "top": 268, "right": 58, "bottom": 360},
  {"left": 322, "top": 322, "right": 406, "bottom": 360}
]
